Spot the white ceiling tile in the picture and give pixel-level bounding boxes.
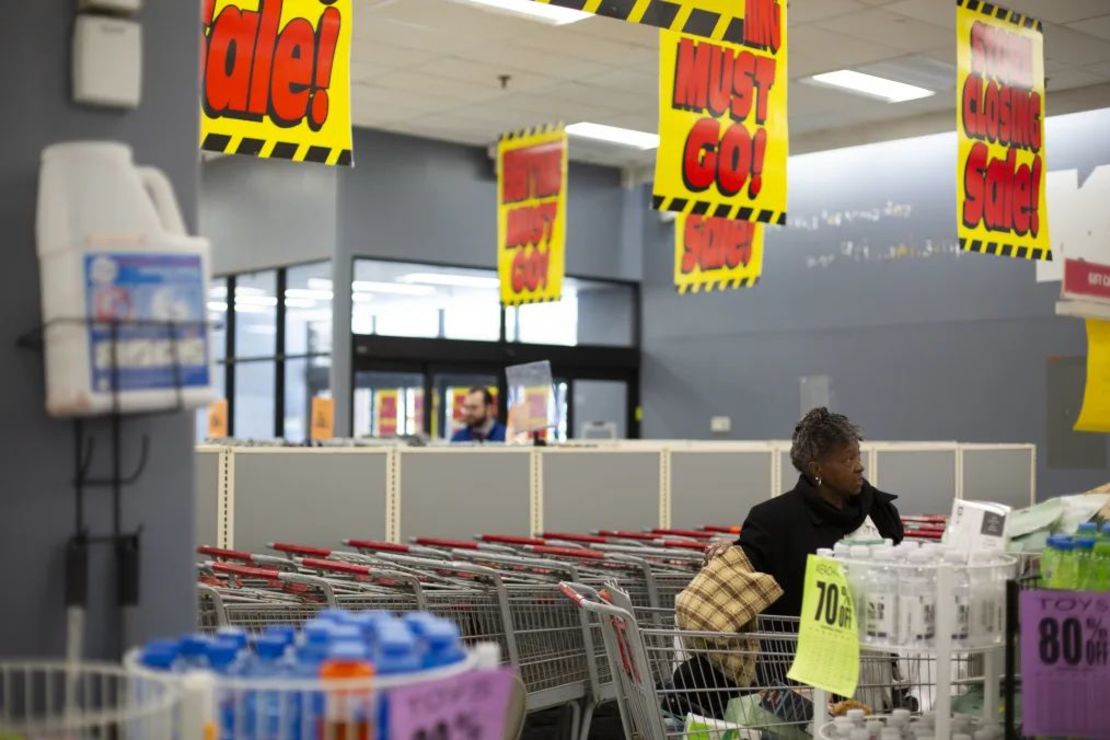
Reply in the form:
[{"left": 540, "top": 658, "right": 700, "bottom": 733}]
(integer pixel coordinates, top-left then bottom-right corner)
[
  {"left": 1084, "top": 60, "right": 1110, "bottom": 77},
  {"left": 1043, "top": 23, "right": 1110, "bottom": 67},
  {"left": 788, "top": 0, "right": 867, "bottom": 24},
  {"left": 411, "top": 56, "right": 562, "bottom": 94},
  {"left": 561, "top": 14, "right": 659, "bottom": 48},
  {"left": 885, "top": 0, "right": 956, "bottom": 30},
  {"left": 815, "top": 9, "right": 952, "bottom": 53},
  {"left": 789, "top": 25, "right": 905, "bottom": 77},
  {"left": 990, "top": 1, "right": 1110, "bottom": 24},
  {"left": 1068, "top": 14, "right": 1110, "bottom": 42},
  {"left": 342, "top": 0, "right": 1110, "bottom": 169},
  {"left": 1046, "top": 66, "right": 1105, "bottom": 91}
]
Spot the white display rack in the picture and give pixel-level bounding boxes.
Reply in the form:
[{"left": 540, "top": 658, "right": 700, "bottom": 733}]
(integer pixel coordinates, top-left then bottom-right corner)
[{"left": 811, "top": 556, "right": 1018, "bottom": 739}]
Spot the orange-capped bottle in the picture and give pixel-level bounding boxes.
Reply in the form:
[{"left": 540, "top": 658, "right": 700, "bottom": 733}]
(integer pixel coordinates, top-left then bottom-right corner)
[{"left": 320, "top": 640, "right": 375, "bottom": 740}]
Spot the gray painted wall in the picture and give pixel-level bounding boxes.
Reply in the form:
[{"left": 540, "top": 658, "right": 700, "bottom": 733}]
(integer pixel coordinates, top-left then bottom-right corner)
[
  {"left": 202, "top": 156, "right": 337, "bottom": 275},
  {"left": 641, "top": 108, "right": 1110, "bottom": 500},
  {"left": 0, "top": 3, "right": 200, "bottom": 657}
]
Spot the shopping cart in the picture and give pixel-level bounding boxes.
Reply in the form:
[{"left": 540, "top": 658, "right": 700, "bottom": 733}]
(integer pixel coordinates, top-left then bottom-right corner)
[{"left": 561, "top": 582, "right": 982, "bottom": 740}]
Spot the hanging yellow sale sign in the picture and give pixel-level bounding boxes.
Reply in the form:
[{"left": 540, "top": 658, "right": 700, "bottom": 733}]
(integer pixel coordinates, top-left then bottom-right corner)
[
  {"left": 674, "top": 214, "right": 763, "bottom": 293},
  {"left": 956, "top": 1, "right": 1049, "bottom": 260},
  {"left": 526, "top": 0, "right": 766, "bottom": 43},
  {"left": 497, "top": 125, "right": 568, "bottom": 306},
  {"left": 200, "top": 0, "right": 353, "bottom": 166},
  {"left": 654, "top": 0, "right": 789, "bottom": 226}
]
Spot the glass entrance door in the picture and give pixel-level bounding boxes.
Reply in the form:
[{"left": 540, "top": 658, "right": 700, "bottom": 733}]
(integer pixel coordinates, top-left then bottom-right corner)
[{"left": 353, "top": 370, "right": 425, "bottom": 439}]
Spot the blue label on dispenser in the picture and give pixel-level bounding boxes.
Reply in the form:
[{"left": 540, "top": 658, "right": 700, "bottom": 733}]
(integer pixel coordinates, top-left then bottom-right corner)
[{"left": 84, "top": 252, "right": 210, "bottom": 392}]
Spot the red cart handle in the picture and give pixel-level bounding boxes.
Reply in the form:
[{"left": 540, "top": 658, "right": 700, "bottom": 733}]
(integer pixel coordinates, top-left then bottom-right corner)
[
  {"left": 300, "top": 557, "right": 371, "bottom": 576},
  {"left": 596, "top": 530, "right": 658, "bottom": 541},
  {"left": 702, "top": 525, "right": 742, "bottom": 534},
  {"left": 651, "top": 528, "right": 713, "bottom": 539},
  {"left": 528, "top": 545, "right": 605, "bottom": 560},
  {"left": 542, "top": 532, "right": 607, "bottom": 544},
  {"left": 211, "top": 562, "right": 280, "bottom": 579},
  {"left": 344, "top": 539, "right": 411, "bottom": 553},
  {"left": 412, "top": 537, "right": 479, "bottom": 550},
  {"left": 480, "top": 534, "right": 546, "bottom": 546},
  {"left": 270, "top": 542, "right": 332, "bottom": 557},
  {"left": 197, "top": 546, "right": 254, "bottom": 562},
  {"left": 661, "top": 540, "right": 706, "bottom": 551}
]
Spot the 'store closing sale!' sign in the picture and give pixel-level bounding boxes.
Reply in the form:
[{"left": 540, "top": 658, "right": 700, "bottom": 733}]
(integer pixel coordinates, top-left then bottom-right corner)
[
  {"left": 654, "top": 0, "right": 789, "bottom": 225},
  {"left": 200, "top": 0, "right": 353, "bottom": 166},
  {"left": 956, "top": 0, "right": 1049, "bottom": 260},
  {"left": 497, "top": 125, "right": 568, "bottom": 306}
]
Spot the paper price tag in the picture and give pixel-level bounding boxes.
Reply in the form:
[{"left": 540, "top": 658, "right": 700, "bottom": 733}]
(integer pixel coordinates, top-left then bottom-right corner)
[
  {"left": 1020, "top": 589, "right": 1110, "bottom": 737},
  {"left": 388, "top": 668, "right": 513, "bottom": 740},
  {"left": 787, "top": 555, "right": 859, "bottom": 698},
  {"left": 310, "top": 397, "right": 334, "bottom": 441},
  {"left": 206, "top": 399, "right": 228, "bottom": 438}
]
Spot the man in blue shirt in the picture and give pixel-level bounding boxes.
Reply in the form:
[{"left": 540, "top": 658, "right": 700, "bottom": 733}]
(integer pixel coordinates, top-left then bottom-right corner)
[{"left": 450, "top": 387, "right": 507, "bottom": 443}]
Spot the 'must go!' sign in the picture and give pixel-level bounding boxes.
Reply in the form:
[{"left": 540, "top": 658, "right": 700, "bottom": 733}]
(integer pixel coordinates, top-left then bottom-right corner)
[{"left": 200, "top": 0, "right": 353, "bottom": 166}]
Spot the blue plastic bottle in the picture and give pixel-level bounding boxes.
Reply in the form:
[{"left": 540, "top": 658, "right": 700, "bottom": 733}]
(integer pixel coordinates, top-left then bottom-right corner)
[
  {"left": 422, "top": 619, "right": 466, "bottom": 669},
  {"left": 139, "top": 643, "right": 179, "bottom": 672},
  {"left": 1077, "top": 522, "right": 1098, "bottom": 536},
  {"left": 317, "top": 608, "right": 354, "bottom": 624},
  {"left": 216, "top": 627, "right": 249, "bottom": 652},
  {"left": 262, "top": 624, "right": 297, "bottom": 649},
  {"left": 206, "top": 640, "right": 244, "bottom": 740},
  {"left": 375, "top": 620, "right": 424, "bottom": 739},
  {"left": 349, "top": 612, "right": 391, "bottom": 646},
  {"left": 178, "top": 634, "right": 213, "bottom": 670}
]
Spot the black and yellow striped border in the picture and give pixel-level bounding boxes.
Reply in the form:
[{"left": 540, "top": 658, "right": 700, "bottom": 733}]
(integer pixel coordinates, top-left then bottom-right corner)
[
  {"left": 956, "top": 0, "right": 1044, "bottom": 33},
  {"left": 502, "top": 293, "right": 562, "bottom": 307},
  {"left": 530, "top": 0, "right": 754, "bottom": 44},
  {"left": 960, "top": 237, "right": 1052, "bottom": 261},
  {"left": 499, "top": 122, "right": 564, "bottom": 142},
  {"left": 677, "top": 276, "right": 759, "bottom": 294},
  {"left": 653, "top": 194, "right": 787, "bottom": 226},
  {"left": 201, "top": 133, "right": 353, "bottom": 167}
]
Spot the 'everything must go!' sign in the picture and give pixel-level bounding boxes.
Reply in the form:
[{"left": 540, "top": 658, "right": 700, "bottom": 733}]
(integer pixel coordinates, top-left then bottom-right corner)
[
  {"left": 201, "top": 0, "right": 353, "bottom": 166},
  {"left": 956, "top": 0, "right": 1049, "bottom": 260},
  {"left": 654, "top": 0, "right": 789, "bottom": 226},
  {"left": 497, "top": 125, "right": 568, "bottom": 307}
]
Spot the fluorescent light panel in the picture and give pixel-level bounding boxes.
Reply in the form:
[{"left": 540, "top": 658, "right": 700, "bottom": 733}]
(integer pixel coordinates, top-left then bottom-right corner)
[
  {"left": 454, "top": 0, "right": 590, "bottom": 25},
  {"left": 351, "top": 280, "right": 435, "bottom": 297},
  {"left": 806, "top": 69, "right": 934, "bottom": 103},
  {"left": 566, "top": 122, "right": 659, "bottom": 149},
  {"left": 398, "top": 272, "right": 501, "bottom": 289}
]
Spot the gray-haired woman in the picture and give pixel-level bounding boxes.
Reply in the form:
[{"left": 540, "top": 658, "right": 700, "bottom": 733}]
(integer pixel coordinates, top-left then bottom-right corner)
[{"left": 706, "top": 407, "right": 904, "bottom": 617}]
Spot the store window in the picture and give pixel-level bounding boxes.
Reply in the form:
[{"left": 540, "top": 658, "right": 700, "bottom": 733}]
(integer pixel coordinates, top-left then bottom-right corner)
[
  {"left": 197, "top": 260, "right": 333, "bottom": 442},
  {"left": 234, "top": 270, "right": 277, "bottom": 358},
  {"left": 506, "top": 277, "right": 635, "bottom": 347},
  {"left": 351, "top": 260, "right": 501, "bottom": 342}
]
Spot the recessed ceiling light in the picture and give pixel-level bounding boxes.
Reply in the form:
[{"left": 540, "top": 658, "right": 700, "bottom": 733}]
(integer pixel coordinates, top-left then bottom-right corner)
[
  {"left": 454, "top": 0, "right": 590, "bottom": 25},
  {"left": 566, "top": 122, "right": 660, "bottom": 149},
  {"left": 806, "top": 69, "right": 935, "bottom": 103}
]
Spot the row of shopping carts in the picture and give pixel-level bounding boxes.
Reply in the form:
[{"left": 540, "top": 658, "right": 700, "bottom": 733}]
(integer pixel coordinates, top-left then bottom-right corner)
[{"left": 196, "top": 527, "right": 730, "bottom": 738}]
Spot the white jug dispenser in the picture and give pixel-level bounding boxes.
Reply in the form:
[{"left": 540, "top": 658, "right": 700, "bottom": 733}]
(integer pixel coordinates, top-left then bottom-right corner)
[{"left": 36, "top": 141, "right": 215, "bottom": 416}]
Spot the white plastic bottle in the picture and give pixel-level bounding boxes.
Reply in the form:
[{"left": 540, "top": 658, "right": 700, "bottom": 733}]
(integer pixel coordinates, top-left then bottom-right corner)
[
  {"left": 864, "top": 548, "right": 897, "bottom": 647},
  {"left": 848, "top": 544, "right": 871, "bottom": 600},
  {"left": 945, "top": 550, "right": 971, "bottom": 647},
  {"left": 899, "top": 550, "right": 935, "bottom": 648},
  {"left": 36, "top": 141, "right": 214, "bottom": 416}
]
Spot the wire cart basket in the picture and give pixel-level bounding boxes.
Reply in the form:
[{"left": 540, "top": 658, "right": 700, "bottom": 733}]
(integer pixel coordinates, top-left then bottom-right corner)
[{"left": 0, "top": 660, "right": 185, "bottom": 738}]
